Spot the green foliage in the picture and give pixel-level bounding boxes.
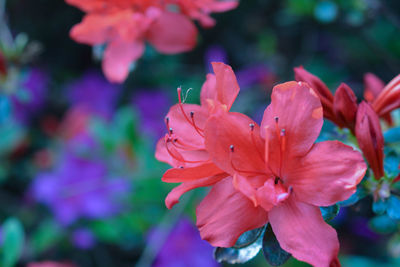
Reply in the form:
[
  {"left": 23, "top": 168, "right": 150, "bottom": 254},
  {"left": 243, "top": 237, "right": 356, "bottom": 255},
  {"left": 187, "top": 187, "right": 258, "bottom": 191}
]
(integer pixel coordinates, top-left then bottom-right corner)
[
  {"left": 1, "top": 218, "right": 25, "bottom": 267},
  {"left": 262, "top": 224, "right": 291, "bottom": 266}
]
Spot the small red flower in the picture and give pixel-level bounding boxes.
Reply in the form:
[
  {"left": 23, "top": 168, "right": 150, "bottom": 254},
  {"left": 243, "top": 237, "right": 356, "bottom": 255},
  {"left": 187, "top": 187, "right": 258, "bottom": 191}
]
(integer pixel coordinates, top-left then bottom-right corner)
[
  {"left": 356, "top": 102, "right": 385, "bottom": 180},
  {"left": 156, "top": 62, "right": 240, "bottom": 208},
  {"left": 295, "top": 67, "right": 400, "bottom": 131},
  {"left": 201, "top": 81, "right": 366, "bottom": 266},
  {"left": 0, "top": 50, "right": 7, "bottom": 76}
]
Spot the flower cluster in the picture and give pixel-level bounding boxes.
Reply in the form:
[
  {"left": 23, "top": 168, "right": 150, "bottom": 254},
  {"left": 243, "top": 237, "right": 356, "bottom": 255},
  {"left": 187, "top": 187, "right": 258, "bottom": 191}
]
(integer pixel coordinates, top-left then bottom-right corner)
[
  {"left": 66, "top": 0, "right": 238, "bottom": 83},
  {"left": 156, "top": 62, "right": 367, "bottom": 266},
  {"left": 295, "top": 67, "right": 400, "bottom": 180}
]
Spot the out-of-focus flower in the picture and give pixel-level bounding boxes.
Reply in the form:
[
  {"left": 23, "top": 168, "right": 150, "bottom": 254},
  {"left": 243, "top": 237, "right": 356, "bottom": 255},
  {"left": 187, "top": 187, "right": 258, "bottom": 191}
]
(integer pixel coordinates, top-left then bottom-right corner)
[
  {"left": 67, "top": 71, "right": 121, "bottom": 119},
  {"left": 66, "top": 0, "right": 238, "bottom": 83},
  {"left": 0, "top": 51, "right": 7, "bottom": 76},
  {"left": 174, "top": 0, "right": 239, "bottom": 27},
  {"left": 27, "top": 262, "right": 76, "bottom": 267},
  {"left": 133, "top": 90, "right": 171, "bottom": 139},
  {"left": 150, "top": 218, "right": 219, "bottom": 267},
  {"left": 157, "top": 62, "right": 243, "bottom": 209},
  {"left": 356, "top": 102, "right": 384, "bottom": 180},
  {"left": 72, "top": 228, "right": 96, "bottom": 249},
  {"left": 199, "top": 81, "right": 366, "bottom": 266},
  {"left": 204, "top": 45, "right": 228, "bottom": 72},
  {"left": 31, "top": 152, "right": 129, "bottom": 225},
  {"left": 12, "top": 68, "right": 48, "bottom": 122},
  {"left": 236, "top": 64, "right": 274, "bottom": 89}
]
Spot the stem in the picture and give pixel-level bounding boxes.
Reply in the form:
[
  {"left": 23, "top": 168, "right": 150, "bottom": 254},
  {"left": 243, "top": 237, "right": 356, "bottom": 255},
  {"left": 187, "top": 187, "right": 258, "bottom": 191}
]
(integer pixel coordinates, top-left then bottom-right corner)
[{"left": 134, "top": 192, "right": 193, "bottom": 267}]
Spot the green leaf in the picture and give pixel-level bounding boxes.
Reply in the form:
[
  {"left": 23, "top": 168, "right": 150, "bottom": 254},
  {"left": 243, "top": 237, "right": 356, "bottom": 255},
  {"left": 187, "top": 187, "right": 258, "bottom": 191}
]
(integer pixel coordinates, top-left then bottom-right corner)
[
  {"left": 320, "top": 204, "right": 340, "bottom": 221},
  {"left": 2, "top": 218, "right": 25, "bottom": 267},
  {"left": 338, "top": 187, "right": 367, "bottom": 207},
  {"left": 214, "top": 227, "right": 265, "bottom": 264},
  {"left": 262, "top": 224, "right": 291, "bottom": 266},
  {"left": 387, "top": 195, "right": 400, "bottom": 220},
  {"left": 30, "top": 220, "right": 63, "bottom": 254}
]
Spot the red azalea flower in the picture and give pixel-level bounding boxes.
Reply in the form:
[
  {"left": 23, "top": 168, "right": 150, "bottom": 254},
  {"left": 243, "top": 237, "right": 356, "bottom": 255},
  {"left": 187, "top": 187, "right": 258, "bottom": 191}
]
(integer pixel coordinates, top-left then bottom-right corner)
[
  {"left": 0, "top": 50, "right": 7, "bottom": 76},
  {"left": 355, "top": 102, "right": 384, "bottom": 180},
  {"left": 295, "top": 67, "right": 400, "bottom": 131},
  {"left": 156, "top": 62, "right": 240, "bottom": 208},
  {"left": 372, "top": 74, "right": 400, "bottom": 120},
  {"left": 174, "top": 0, "right": 239, "bottom": 27},
  {"left": 364, "top": 73, "right": 394, "bottom": 125},
  {"left": 201, "top": 81, "right": 366, "bottom": 266},
  {"left": 66, "top": 0, "right": 198, "bottom": 83}
]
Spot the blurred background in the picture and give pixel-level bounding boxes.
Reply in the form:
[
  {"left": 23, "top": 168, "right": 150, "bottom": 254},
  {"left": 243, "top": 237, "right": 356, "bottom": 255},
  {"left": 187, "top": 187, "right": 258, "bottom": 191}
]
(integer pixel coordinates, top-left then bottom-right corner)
[{"left": 0, "top": 0, "right": 400, "bottom": 266}]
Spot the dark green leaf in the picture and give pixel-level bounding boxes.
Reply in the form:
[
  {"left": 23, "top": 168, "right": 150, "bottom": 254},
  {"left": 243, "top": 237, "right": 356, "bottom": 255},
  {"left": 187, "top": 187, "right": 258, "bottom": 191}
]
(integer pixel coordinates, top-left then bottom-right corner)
[
  {"left": 338, "top": 187, "right": 367, "bottom": 207},
  {"left": 369, "top": 215, "right": 398, "bottom": 234},
  {"left": 320, "top": 204, "right": 340, "bottom": 221},
  {"left": 372, "top": 199, "right": 387, "bottom": 215},
  {"left": 262, "top": 224, "right": 291, "bottom": 266},
  {"left": 234, "top": 227, "right": 264, "bottom": 249},
  {"left": 2, "top": 218, "right": 25, "bottom": 267},
  {"left": 214, "top": 227, "right": 265, "bottom": 264},
  {"left": 387, "top": 195, "right": 400, "bottom": 220}
]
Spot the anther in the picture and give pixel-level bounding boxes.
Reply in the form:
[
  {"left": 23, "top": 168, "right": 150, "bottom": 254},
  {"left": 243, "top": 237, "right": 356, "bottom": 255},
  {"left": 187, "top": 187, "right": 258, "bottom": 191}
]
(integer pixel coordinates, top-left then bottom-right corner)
[
  {"left": 165, "top": 117, "right": 169, "bottom": 124},
  {"left": 179, "top": 166, "right": 184, "bottom": 169},
  {"left": 190, "top": 111, "right": 194, "bottom": 118},
  {"left": 274, "top": 117, "right": 279, "bottom": 123},
  {"left": 249, "top": 123, "right": 255, "bottom": 131},
  {"left": 274, "top": 177, "right": 280, "bottom": 185},
  {"left": 280, "top": 129, "right": 286, "bottom": 136},
  {"left": 230, "top": 145, "right": 235, "bottom": 152},
  {"left": 169, "top": 128, "right": 173, "bottom": 134}
]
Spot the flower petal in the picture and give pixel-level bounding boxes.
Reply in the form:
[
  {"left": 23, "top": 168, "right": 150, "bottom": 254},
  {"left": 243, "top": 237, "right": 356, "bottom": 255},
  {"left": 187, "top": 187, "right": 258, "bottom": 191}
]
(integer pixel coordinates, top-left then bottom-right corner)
[
  {"left": 373, "top": 74, "right": 400, "bottom": 116},
  {"left": 165, "top": 174, "right": 227, "bottom": 209},
  {"left": 294, "top": 67, "right": 337, "bottom": 123},
  {"left": 285, "top": 140, "right": 366, "bottom": 206},
  {"left": 102, "top": 40, "right": 144, "bottom": 83},
  {"left": 269, "top": 197, "right": 339, "bottom": 267},
  {"left": 205, "top": 111, "right": 265, "bottom": 175},
  {"left": 364, "top": 73, "right": 385, "bottom": 102},
  {"left": 166, "top": 103, "right": 208, "bottom": 150},
  {"left": 162, "top": 163, "right": 223, "bottom": 183},
  {"left": 356, "top": 102, "right": 384, "bottom": 180},
  {"left": 261, "top": 81, "right": 323, "bottom": 175},
  {"left": 70, "top": 14, "right": 113, "bottom": 45},
  {"left": 196, "top": 177, "right": 268, "bottom": 247},
  {"left": 333, "top": 83, "right": 358, "bottom": 132},
  {"left": 205, "top": 62, "right": 240, "bottom": 110},
  {"left": 147, "top": 11, "right": 198, "bottom": 54}
]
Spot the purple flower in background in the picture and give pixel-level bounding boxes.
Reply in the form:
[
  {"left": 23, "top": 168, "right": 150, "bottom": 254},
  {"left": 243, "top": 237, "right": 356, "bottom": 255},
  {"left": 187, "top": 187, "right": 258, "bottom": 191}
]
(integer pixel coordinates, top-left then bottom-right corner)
[
  {"left": 150, "top": 218, "right": 220, "bottom": 267},
  {"left": 236, "top": 64, "right": 272, "bottom": 89},
  {"left": 133, "top": 91, "right": 170, "bottom": 139},
  {"left": 67, "top": 71, "right": 121, "bottom": 119},
  {"left": 31, "top": 152, "right": 129, "bottom": 225},
  {"left": 12, "top": 68, "right": 49, "bottom": 122},
  {"left": 205, "top": 45, "right": 228, "bottom": 73},
  {"left": 72, "top": 228, "right": 96, "bottom": 249}
]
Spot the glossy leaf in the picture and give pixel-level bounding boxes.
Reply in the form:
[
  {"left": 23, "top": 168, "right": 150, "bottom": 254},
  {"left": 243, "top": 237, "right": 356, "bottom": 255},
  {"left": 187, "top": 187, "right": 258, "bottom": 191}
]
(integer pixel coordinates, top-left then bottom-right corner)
[
  {"left": 2, "top": 218, "right": 25, "bottom": 267},
  {"left": 384, "top": 127, "right": 400, "bottom": 144},
  {"left": 214, "top": 227, "right": 265, "bottom": 264},
  {"left": 262, "top": 224, "right": 291, "bottom": 266},
  {"left": 387, "top": 195, "right": 400, "bottom": 220},
  {"left": 320, "top": 204, "right": 340, "bottom": 221},
  {"left": 234, "top": 226, "right": 265, "bottom": 249}
]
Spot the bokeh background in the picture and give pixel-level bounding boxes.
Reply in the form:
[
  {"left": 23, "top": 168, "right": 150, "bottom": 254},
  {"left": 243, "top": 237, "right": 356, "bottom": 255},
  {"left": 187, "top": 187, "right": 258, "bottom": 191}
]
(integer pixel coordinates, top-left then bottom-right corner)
[{"left": 1, "top": 0, "right": 400, "bottom": 266}]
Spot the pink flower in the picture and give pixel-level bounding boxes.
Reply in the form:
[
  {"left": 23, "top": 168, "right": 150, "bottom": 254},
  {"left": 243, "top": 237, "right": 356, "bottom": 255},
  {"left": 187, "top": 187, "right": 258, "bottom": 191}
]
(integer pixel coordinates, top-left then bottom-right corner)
[
  {"left": 67, "top": 0, "right": 197, "bottom": 83},
  {"left": 201, "top": 81, "right": 366, "bottom": 266},
  {"left": 156, "top": 62, "right": 240, "bottom": 208}
]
